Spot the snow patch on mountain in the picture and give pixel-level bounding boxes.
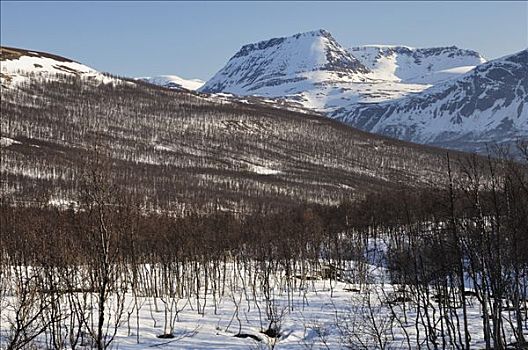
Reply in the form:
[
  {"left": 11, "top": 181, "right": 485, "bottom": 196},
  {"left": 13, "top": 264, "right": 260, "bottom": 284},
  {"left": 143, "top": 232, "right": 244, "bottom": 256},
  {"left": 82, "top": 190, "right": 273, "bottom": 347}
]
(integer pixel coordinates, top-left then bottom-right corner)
[
  {"left": 349, "top": 45, "right": 486, "bottom": 84},
  {"left": 138, "top": 75, "right": 204, "bottom": 91},
  {"left": 1, "top": 46, "right": 115, "bottom": 88},
  {"left": 0, "top": 137, "right": 21, "bottom": 147},
  {"left": 248, "top": 164, "right": 281, "bottom": 175}
]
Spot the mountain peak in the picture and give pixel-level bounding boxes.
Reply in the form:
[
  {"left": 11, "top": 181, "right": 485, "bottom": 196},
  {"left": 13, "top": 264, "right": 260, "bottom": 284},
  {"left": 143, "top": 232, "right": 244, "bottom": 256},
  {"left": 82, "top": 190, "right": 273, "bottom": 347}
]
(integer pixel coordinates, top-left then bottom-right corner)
[
  {"left": 233, "top": 29, "right": 335, "bottom": 59},
  {"left": 294, "top": 28, "right": 331, "bottom": 37},
  {"left": 201, "top": 30, "right": 369, "bottom": 94}
]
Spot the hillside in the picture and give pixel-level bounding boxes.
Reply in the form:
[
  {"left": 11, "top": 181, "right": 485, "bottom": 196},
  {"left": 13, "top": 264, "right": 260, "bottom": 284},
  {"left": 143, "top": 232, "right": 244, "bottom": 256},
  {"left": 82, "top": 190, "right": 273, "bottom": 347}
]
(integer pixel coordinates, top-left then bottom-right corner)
[
  {"left": 0, "top": 46, "right": 113, "bottom": 88},
  {"left": 0, "top": 46, "right": 467, "bottom": 213}
]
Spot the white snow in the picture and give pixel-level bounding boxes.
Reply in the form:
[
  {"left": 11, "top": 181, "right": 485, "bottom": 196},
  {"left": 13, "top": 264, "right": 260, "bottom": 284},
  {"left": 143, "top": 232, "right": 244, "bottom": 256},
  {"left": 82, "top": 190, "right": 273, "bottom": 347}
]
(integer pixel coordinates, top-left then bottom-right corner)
[
  {"left": 1, "top": 48, "right": 116, "bottom": 87},
  {"left": 138, "top": 74, "right": 205, "bottom": 91},
  {"left": 406, "top": 65, "right": 477, "bottom": 84},
  {"left": 350, "top": 45, "right": 486, "bottom": 84},
  {"left": 1, "top": 259, "right": 524, "bottom": 349},
  {"left": 0, "top": 137, "right": 21, "bottom": 147},
  {"left": 340, "top": 49, "right": 528, "bottom": 147},
  {"left": 1, "top": 55, "right": 94, "bottom": 76},
  {"left": 153, "top": 144, "right": 175, "bottom": 152},
  {"left": 47, "top": 197, "right": 77, "bottom": 208},
  {"left": 248, "top": 164, "right": 281, "bottom": 175},
  {"left": 199, "top": 31, "right": 487, "bottom": 117}
]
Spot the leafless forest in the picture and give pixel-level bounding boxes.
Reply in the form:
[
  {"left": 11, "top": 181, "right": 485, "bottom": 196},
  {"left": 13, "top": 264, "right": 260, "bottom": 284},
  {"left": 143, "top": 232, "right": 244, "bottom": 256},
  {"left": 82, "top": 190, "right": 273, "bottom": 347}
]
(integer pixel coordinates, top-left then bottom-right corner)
[
  {"left": 1, "top": 76, "right": 528, "bottom": 349},
  {"left": 1, "top": 75, "right": 466, "bottom": 212}
]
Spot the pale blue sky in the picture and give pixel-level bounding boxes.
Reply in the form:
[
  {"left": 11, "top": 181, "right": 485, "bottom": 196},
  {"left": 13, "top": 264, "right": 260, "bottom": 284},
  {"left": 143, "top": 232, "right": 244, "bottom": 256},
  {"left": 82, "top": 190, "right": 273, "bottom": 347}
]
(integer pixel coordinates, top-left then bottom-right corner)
[{"left": 1, "top": 1, "right": 527, "bottom": 80}]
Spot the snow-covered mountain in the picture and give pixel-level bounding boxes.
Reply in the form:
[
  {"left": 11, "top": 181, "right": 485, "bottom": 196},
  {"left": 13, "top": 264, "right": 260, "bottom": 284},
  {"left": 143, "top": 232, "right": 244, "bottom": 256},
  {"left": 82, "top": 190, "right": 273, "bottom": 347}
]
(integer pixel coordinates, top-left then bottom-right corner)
[
  {"left": 137, "top": 75, "right": 204, "bottom": 91},
  {"left": 200, "top": 30, "right": 527, "bottom": 153},
  {"left": 200, "top": 29, "right": 426, "bottom": 112},
  {"left": 349, "top": 45, "right": 486, "bottom": 84},
  {"left": 201, "top": 29, "right": 369, "bottom": 93},
  {"left": 333, "top": 49, "right": 528, "bottom": 152},
  {"left": 0, "top": 46, "right": 112, "bottom": 88},
  {"left": 199, "top": 30, "right": 486, "bottom": 115}
]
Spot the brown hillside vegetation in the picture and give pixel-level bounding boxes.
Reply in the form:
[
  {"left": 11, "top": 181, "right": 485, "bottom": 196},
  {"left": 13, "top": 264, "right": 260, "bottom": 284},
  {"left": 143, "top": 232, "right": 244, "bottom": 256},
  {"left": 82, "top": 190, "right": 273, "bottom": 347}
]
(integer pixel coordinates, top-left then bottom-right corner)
[{"left": 1, "top": 72, "right": 479, "bottom": 213}]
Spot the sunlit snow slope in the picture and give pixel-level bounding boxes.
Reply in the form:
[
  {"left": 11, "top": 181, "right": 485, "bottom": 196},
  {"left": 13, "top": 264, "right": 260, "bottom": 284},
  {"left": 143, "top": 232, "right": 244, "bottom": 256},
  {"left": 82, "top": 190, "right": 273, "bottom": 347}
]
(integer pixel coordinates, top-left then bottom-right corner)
[
  {"left": 199, "top": 29, "right": 407, "bottom": 112},
  {"left": 349, "top": 45, "right": 486, "bottom": 84},
  {"left": 137, "top": 75, "right": 205, "bottom": 91},
  {"left": 0, "top": 46, "right": 113, "bottom": 88}
]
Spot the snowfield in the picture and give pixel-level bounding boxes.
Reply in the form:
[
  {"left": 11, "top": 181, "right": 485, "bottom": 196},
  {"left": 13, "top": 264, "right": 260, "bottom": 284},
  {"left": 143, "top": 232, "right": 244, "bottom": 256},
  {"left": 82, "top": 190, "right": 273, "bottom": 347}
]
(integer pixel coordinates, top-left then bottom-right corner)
[
  {"left": 349, "top": 45, "right": 485, "bottom": 84},
  {"left": 1, "top": 257, "right": 526, "bottom": 349},
  {"left": 137, "top": 75, "right": 205, "bottom": 91},
  {"left": 336, "top": 49, "right": 528, "bottom": 152}
]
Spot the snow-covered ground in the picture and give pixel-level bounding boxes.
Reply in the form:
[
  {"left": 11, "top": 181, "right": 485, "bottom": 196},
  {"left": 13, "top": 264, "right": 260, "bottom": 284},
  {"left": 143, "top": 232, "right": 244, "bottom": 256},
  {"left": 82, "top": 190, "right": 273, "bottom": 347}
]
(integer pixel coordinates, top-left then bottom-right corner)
[
  {"left": 0, "top": 137, "right": 21, "bottom": 147},
  {"left": 1, "top": 258, "right": 525, "bottom": 349},
  {"left": 247, "top": 164, "right": 281, "bottom": 175}
]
